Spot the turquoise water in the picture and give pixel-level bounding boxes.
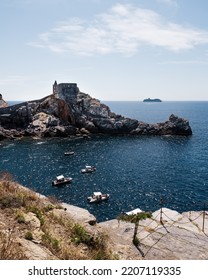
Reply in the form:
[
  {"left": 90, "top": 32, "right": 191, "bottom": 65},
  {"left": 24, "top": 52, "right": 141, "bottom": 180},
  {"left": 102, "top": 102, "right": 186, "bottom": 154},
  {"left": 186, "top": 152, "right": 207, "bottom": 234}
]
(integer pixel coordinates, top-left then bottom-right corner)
[{"left": 1, "top": 101, "right": 208, "bottom": 221}]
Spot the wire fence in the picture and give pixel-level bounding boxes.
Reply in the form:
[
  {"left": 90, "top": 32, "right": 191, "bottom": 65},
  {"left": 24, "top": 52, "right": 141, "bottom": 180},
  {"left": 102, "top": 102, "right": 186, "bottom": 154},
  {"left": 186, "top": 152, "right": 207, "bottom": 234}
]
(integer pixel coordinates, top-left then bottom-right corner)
[
  {"left": 138, "top": 199, "right": 208, "bottom": 257},
  {"left": 123, "top": 198, "right": 208, "bottom": 258}
]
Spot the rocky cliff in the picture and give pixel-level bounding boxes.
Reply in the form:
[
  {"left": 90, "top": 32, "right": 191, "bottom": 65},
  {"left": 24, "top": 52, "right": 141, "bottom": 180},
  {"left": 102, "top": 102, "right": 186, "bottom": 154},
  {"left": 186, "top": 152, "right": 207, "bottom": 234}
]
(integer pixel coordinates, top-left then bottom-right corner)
[
  {"left": 100, "top": 208, "right": 208, "bottom": 260},
  {"left": 0, "top": 94, "right": 8, "bottom": 108},
  {"left": 0, "top": 82, "right": 192, "bottom": 139},
  {"left": 1, "top": 176, "right": 208, "bottom": 260},
  {"left": 0, "top": 176, "right": 114, "bottom": 260}
]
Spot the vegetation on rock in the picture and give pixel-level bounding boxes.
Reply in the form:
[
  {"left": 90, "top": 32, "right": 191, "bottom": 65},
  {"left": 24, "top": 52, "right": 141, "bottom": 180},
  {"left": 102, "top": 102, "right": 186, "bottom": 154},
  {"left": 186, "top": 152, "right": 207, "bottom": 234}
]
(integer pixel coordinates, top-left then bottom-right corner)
[{"left": 0, "top": 172, "right": 115, "bottom": 260}]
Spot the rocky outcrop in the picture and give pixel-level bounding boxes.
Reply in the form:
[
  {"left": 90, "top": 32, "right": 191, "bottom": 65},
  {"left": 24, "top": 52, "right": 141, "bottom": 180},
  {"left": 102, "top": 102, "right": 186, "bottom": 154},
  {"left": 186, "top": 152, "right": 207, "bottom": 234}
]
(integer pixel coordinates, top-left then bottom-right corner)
[
  {"left": 0, "top": 177, "right": 207, "bottom": 260},
  {"left": 0, "top": 179, "right": 112, "bottom": 260},
  {"left": 60, "top": 203, "right": 97, "bottom": 226},
  {"left": 0, "top": 94, "right": 8, "bottom": 108},
  {"left": 130, "top": 114, "right": 192, "bottom": 136},
  {"left": 100, "top": 208, "right": 208, "bottom": 260},
  {"left": 0, "top": 82, "right": 192, "bottom": 139}
]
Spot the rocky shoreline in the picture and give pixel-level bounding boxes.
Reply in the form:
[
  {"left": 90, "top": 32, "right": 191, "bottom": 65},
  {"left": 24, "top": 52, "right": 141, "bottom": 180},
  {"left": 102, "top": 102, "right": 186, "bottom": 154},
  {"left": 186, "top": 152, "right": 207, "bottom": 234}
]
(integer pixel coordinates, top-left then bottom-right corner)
[
  {"left": 1, "top": 179, "right": 208, "bottom": 260},
  {"left": 0, "top": 82, "right": 192, "bottom": 140},
  {"left": 59, "top": 203, "right": 208, "bottom": 260}
]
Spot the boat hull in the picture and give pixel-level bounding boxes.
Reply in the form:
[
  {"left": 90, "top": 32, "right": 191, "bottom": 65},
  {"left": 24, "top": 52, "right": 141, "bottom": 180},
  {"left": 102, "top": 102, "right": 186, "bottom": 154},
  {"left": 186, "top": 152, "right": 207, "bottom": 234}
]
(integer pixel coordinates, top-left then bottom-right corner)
[
  {"left": 64, "top": 152, "right": 75, "bottom": 156},
  {"left": 52, "top": 178, "right": 72, "bottom": 186},
  {"left": 81, "top": 167, "right": 96, "bottom": 173},
  {"left": 87, "top": 194, "right": 109, "bottom": 203}
]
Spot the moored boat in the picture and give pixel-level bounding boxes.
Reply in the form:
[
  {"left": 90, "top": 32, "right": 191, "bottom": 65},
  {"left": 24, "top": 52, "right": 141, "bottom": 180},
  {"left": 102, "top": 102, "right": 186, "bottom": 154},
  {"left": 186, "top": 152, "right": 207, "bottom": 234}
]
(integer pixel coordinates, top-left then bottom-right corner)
[
  {"left": 87, "top": 192, "right": 109, "bottom": 203},
  {"left": 52, "top": 175, "right": 72, "bottom": 186},
  {"left": 125, "top": 208, "right": 142, "bottom": 215},
  {"left": 81, "top": 165, "right": 96, "bottom": 173},
  {"left": 64, "top": 151, "right": 75, "bottom": 156}
]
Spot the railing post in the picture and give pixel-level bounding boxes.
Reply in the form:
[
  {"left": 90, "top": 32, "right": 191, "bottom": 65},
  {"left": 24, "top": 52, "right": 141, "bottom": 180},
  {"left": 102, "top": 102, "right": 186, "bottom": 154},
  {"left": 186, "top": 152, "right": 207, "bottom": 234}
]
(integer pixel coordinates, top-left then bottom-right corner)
[
  {"left": 160, "top": 197, "right": 163, "bottom": 224},
  {"left": 202, "top": 203, "right": 205, "bottom": 233}
]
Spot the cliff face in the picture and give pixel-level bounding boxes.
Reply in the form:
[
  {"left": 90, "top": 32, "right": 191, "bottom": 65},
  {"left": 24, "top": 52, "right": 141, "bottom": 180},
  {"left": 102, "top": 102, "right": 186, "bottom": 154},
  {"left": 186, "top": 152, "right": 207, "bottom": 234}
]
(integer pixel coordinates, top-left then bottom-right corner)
[
  {"left": 0, "top": 177, "right": 113, "bottom": 260},
  {"left": 1, "top": 176, "right": 208, "bottom": 260},
  {"left": 0, "top": 94, "right": 8, "bottom": 108},
  {"left": 0, "top": 83, "right": 192, "bottom": 139}
]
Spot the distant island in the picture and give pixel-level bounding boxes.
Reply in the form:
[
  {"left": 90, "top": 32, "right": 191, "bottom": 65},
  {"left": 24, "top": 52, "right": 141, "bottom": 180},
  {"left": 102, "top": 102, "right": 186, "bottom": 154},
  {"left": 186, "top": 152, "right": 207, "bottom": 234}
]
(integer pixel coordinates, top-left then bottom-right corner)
[{"left": 143, "top": 98, "right": 162, "bottom": 102}]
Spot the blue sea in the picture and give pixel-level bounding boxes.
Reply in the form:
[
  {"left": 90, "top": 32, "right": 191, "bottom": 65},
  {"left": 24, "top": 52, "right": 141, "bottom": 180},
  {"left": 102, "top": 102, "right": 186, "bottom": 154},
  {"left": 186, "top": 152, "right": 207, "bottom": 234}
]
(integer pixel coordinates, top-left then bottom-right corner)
[{"left": 1, "top": 101, "right": 208, "bottom": 222}]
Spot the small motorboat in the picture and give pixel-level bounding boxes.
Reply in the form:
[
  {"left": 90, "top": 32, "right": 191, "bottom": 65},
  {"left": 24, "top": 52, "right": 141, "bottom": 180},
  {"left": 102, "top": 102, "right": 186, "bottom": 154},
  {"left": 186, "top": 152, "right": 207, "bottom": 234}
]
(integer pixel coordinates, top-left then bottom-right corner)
[
  {"left": 81, "top": 165, "right": 96, "bottom": 173},
  {"left": 87, "top": 192, "right": 109, "bottom": 203},
  {"left": 125, "top": 208, "right": 143, "bottom": 215},
  {"left": 52, "top": 175, "right": 72, "bottom": 186},
  {"left": 64, "top": 151, "right": 75, "bottom": 156}
]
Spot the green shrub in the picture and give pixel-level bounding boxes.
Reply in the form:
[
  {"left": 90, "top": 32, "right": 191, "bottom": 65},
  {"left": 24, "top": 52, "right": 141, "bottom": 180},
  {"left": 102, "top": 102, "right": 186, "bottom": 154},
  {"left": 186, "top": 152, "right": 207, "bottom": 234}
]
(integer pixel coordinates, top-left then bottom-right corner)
[
  {"left": 16, "top": 212, "right": 25, "bottom": 223},
  {"left": 25, "top": 231, "right": 33, "bottom": 240},
  {"left": 43, "top": 204, "right": 54, "bottom": 212},
  {"left": 27, "top": 206, "right": 45, "bottom": 226},
  {"left": 0, "top": 196, "right": 23, "bottom": 209},
  {"left": 71, "top": 224, "right": 92, "bottom": 245},
  {"left": 42, "top": 232, "right": 60, "bottom": 251}
]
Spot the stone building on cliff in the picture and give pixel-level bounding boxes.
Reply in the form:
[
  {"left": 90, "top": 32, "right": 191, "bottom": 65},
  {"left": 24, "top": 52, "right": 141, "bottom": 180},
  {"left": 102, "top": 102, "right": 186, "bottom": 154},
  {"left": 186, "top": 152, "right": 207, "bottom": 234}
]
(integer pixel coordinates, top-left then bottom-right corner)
[{"left": 53, "top": 81, "right": 79, "bottom": 104}]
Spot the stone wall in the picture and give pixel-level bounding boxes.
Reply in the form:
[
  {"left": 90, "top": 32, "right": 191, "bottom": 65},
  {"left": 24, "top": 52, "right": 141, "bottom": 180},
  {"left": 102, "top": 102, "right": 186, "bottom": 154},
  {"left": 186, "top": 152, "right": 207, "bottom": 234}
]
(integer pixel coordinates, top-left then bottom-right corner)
[{"left": 53, "top": 81, "right": 79, "bottom": 104}]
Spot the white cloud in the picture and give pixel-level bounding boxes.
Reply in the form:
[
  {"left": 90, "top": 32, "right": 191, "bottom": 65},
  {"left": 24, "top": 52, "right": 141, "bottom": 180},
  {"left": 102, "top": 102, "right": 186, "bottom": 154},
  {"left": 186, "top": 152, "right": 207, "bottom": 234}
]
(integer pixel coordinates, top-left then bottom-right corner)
[
  {"left": 156, "top": 0, "right": 178, "bottom": 6},
  {"left": 29, "top": 3, "right": 208, "bottom": 56}
]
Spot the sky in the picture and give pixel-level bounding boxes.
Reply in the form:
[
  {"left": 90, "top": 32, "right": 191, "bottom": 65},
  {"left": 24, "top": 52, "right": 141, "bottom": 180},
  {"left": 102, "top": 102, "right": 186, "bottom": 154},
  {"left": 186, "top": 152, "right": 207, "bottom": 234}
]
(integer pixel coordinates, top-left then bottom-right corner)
[{"left": 1, "top": 0, "right": 208, "bottom": 101}]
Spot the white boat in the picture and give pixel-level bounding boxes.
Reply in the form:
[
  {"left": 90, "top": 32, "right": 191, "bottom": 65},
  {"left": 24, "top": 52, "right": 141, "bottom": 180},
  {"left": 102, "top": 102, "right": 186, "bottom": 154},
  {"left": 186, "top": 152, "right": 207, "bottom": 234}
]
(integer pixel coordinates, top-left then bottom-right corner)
[
  {"left": 52, "top": 175, "right": 72, "bottom": 186},
  {"left": 125, "top": 208, "right": 143, "bottom": 215},
  {"left": 81, "top": 165, "right": 96, "bottom": 173},
  {"left": 87, "top": 192, "right": 110, "bottom": 203},
  {"left": 64, "top": 151, "right": 75, "bottom": 156}
]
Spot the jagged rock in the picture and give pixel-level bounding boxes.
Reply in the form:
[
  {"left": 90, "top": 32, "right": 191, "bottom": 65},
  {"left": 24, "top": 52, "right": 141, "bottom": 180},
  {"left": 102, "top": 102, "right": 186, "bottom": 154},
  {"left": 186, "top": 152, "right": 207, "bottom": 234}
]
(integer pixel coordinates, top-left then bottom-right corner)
[
  {"left": 18, "top": 238, "right": 58, "bottom": 259},
  {"left": 61, "top": 203, "right": 97, "bottom": 226},
  {"left": 23, "top": 212, "right": 41, "bottom": 229},
  {"left": 0, "top": 82, "right": 192, "bottom": 139},
  {"left": 26, "top": 112, "right": 76, "bottom": 137},
  {"left": 130, "top": 115, "right": 192, "bottom": 136},
  {"left": 80, "top": 127, "right": 90, "bottom": 135},
  {"left": 0, "top": 94, "right": 8, "bottom": 108},
  {"left": 1, "top": 180, "right": 208, "bottom": 260}
]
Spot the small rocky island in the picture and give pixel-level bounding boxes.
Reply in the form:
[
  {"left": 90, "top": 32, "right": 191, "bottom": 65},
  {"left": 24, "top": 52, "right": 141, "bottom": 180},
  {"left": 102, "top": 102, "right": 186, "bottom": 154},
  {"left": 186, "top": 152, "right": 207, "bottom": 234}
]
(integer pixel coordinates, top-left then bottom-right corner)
[{"left": 0, "top": 81, "right": 192, "bottom": 140}]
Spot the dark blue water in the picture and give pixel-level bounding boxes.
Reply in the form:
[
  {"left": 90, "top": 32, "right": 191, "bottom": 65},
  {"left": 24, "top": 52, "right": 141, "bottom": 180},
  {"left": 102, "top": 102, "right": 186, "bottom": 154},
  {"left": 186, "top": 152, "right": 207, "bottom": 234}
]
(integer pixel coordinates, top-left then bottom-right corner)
[{"left": 1, "top": 101, "right": 208, "bottom": 221}]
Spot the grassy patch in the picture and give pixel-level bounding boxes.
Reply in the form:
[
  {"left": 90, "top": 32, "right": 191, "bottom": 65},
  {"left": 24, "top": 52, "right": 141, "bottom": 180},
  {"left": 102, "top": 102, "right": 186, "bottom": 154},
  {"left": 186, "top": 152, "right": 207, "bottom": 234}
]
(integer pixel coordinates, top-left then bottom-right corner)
[
  {"left": 42, "top": 232, "right": 60, "bottom": 251},
  {"left": 26, "top": 206, "right": 45, "bottom": 226},
  {"left": 0, "top": 174, "right": 115, "bottom": 260},
  {"left": 71, "top": 224, "right": 92, "bottom": 245},
  {"left": 0, "top": 230, "right": 24, "bottom": 260},
  {"left": 25, "top": 231, "right": 33, "bottom": 240},
  {"left": 16, "top": 210, "right": 26, "bottom": 223}
]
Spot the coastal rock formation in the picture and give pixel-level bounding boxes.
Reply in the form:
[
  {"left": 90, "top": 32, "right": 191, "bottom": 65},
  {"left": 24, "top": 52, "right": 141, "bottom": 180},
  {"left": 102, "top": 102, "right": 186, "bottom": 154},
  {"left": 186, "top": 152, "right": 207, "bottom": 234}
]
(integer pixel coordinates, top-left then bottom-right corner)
[
  {"left": 100, "top": 208, "right": 208, "bottom": 260},
  {"left": 0, "top": 94, "right": 8, "bottom": 108},
  {"left": 1, "top": 176, "right": 208, "bottom": 260},
  {"left": 0, "top": 81, "right": 192, "bottom": 139},
  {"left": 0, "top": 178, "right": 113, "bottom": 260},
  {"left": 130, "top": 114, "right": 192, "bottom": 136},
  {"left": 61, "top": 203, "right": 97, "bottom": 226}
]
